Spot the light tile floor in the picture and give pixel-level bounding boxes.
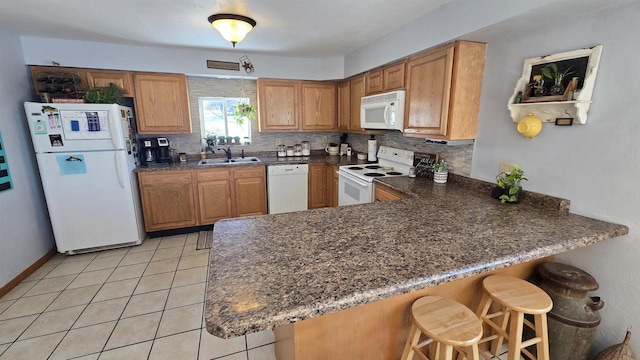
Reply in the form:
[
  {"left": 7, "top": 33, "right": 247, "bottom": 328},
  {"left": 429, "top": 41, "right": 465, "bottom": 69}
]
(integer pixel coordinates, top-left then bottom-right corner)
[{"left": 0, "top": 233, "right": 276, "bottom": 360}]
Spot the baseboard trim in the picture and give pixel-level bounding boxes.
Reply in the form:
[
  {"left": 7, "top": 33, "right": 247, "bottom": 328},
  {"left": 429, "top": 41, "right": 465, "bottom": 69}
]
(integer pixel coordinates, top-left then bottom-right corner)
[{"left": 0, "top": 248, "right": 57, "bottom": 298}]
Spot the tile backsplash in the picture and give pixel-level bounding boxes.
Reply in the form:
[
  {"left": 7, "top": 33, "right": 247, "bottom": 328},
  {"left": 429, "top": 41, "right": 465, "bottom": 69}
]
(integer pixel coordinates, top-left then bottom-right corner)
[{"left": 152, "top": 76, "right": 472, "bottom": 176}]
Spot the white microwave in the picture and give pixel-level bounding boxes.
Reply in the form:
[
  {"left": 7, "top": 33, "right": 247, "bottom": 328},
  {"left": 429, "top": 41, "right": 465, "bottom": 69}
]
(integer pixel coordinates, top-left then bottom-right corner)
[{"left": 360, "top": 90, "right": 405, "bottom": 131}]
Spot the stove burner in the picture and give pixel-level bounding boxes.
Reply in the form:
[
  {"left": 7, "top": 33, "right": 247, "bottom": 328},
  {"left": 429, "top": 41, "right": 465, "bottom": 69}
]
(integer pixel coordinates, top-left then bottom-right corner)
[
  {"left": 364, "top": 172, "right": 385, "bottom": 177},
  {"left": 348, "top": 166, "right": 364, "bottom": 170},
  {"left": 386, "top": 171, "right": 402, "bottom": 175},
  {"left": 365, "top": 165, "right": 381, "bottom": 169}
]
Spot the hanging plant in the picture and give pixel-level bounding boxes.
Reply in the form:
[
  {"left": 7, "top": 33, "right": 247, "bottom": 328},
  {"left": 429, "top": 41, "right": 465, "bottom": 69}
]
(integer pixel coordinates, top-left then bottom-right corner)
[{"left": 234, "top": 103, "right": 256, "bottom": 125}]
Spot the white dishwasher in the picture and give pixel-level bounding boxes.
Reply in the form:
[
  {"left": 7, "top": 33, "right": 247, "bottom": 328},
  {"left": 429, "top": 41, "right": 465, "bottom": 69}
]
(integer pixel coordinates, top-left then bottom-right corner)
[{"left": 267, "top": 164, "right": 309, "bottom": 214}]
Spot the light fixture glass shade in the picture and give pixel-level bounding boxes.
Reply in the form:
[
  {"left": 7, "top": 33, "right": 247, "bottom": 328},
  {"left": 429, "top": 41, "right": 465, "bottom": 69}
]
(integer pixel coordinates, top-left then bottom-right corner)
[{"left": 208, "top": 14, "right": 256, "bottom": 47}]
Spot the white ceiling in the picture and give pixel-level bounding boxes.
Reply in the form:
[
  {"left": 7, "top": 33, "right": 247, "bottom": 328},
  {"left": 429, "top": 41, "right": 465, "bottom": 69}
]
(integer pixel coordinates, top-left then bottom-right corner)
[{"left": 0, "top": 0, "right": 456, "bottom": 58}]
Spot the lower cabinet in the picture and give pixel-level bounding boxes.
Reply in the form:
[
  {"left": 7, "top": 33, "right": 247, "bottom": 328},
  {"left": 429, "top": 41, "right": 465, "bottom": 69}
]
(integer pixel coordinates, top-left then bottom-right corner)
[
  {"left": 233, "top": 167, "right": 267, "bottom": 217},
  {"left": 375, "top": 184, "right": 409, "bottom": 201},
  {"left": 197, "top": 169, "right": 234, "bottom": 224},
  {"left": 309, "top": 163, "right": 339, "bottom": 209},
  {"left": 138, "top": 171, "right": 198, "bottom": 232},
  {"left": 138, "top": 165, "right": 266, "bottom": 232}
]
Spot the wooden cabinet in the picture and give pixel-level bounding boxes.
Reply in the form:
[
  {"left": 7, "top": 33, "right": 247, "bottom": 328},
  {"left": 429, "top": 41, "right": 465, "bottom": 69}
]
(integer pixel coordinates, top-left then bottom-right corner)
[
  {"left": 375, "top": 184, "right": 409, "bottom": 201},
  {"left": 349, "top": 75, "right": 366, "bottom": 132},
  {"left": 309, "top": 163, "right": 339, "bottom": 208},
  {"left": 328, "top": 165, "right": 339, "bottom": 207},
  {"left": 365, "top": 61, "right": 406, "bottom": 95},
  {"left": 133, "top": 72, "right": 191, "bottom": 134},
  {"left": 337, "top": 81, "right": 351, "bottom": 131},
  {"left": 301, "top": 82, "right": 336, "bottom": 130},
  {"left": 257, "top": 79, "right": 300, "bottom": 131},
  {"left": 365, "top": 69, "right": 383, "bottom": 94},
  {"left": 138, "top": 171, "right": 198, "bottom": 232},
  {"left": 308, "top": 163, "right": 329, "bottom": 209},
  {"left": 196, "top": 169, "right": 233, "bottom": 224},
  {"left": 85, "top": 70, "right": 134, "bottom": 97},
  {"left": 233, "top": 166, "right": 267, "bottom": 217},
  {"left": 404, "top": 41, "right": 486, "bottom": 140},
  {"left": 29, "top": 66, "right": 87, "bottom": 98}
]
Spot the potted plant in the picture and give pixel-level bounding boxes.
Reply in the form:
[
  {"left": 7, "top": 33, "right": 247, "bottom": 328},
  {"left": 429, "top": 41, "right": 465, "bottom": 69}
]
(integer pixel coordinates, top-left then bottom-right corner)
[
  {"left": 233, "top": 136, "right": 241, "bottom": 144},
  {"left": 83, "top": 83, "right": 123, "bottom": 104},
  {"left": 431, "top": 159, "right": 448, "bottom": 184},
  {"left": 234, "top": 103, "right": 256, "bottom": 125},
  {"left": 225, "top": 136, "right": 233, "bottom": 144},
  {"left": 203, "top": 134, "right": 217, "bottom": 152},
  {"left": 495, "top": 165, "right": 527, "bottom": 203}
]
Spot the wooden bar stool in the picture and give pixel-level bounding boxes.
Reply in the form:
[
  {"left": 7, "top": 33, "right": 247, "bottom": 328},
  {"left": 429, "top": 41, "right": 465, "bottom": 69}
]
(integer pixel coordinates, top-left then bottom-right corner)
[
  {"left": 401, "top": 296, "right": 483, "bottom": 360},
  {"left": 476, "top": 275, "right": 553, "bottom": 360}
]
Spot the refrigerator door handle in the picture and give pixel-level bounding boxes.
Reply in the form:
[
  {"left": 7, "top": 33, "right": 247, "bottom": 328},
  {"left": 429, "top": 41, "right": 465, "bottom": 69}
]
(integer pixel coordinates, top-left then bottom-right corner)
[
  {"left": 108, "top": 112, "right": 119, "bottom": 149},
  {"left": 114, "top": 152, "right": 124, "bottom": 188}
]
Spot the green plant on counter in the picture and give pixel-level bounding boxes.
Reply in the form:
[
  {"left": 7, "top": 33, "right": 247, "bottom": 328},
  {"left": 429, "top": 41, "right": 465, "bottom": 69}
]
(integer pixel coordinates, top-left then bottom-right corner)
[
  {"left": 431, "top": 159, "right": 448, "bottom": 173},
  {"left": 328, "top": 142, "right": 338, "bottom": 147},
  {"left": 496, "top": 165, "right": 527, "bottom": 203},
  {"left": 83, "top": 83, "right": 123, "bottom": 104},
  {"left": 203, "top": 134, "right": 217, "bottom": 152},
  {"left": 233, "top": 136, "right": 241, "bottom": 143}
]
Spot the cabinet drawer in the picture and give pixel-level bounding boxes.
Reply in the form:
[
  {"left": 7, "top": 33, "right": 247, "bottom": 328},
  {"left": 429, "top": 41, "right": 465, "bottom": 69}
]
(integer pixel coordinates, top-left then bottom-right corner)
[
  {"left": 234, "top": 166, "right": 265, "bottom": 179},
  {"left": 138, "top": 171, "right": 193, "bottom": 185},
  {"left": 197, "top": 169, "right": 232, "bottom": 182}
]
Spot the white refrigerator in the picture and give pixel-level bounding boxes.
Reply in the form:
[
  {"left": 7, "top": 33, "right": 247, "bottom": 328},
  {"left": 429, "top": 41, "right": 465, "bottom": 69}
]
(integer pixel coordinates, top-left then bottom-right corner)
[{"left": 24, "top": 102, "right": 145, "bottom": 254}]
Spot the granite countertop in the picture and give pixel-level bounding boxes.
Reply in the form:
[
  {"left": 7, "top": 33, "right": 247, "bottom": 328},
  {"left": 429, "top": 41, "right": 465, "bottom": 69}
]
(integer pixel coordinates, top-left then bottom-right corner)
[
  {"left": 204, "top": 175, "right": 628, "bottom": 338},
  {"left": 135, "top": 151, "right": 366, "bottom": 172}
]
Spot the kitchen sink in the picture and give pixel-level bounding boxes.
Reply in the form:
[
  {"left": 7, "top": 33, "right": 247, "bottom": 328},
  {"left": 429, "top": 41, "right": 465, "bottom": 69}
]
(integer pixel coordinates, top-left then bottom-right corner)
[{"left": 197, "top": 157, "right": 261, "bottom": 165}]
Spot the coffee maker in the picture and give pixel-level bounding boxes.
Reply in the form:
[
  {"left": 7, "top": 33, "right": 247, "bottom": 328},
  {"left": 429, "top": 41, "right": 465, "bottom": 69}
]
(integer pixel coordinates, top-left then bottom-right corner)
[{"left": 139, "top": 137, "right": 171, "bottom": 166}]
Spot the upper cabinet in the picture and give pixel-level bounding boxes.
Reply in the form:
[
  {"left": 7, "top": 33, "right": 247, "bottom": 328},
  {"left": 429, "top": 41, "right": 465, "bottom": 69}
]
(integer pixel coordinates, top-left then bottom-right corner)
[
  {"left": 365, "top": 61, "right": 406, "bottom": 95},
  {"left": 301, "top": 82, "right": 336, "bottom": 130},
  {"left": 349, "top": 75, "right": 366, "bottom": 132},
  {"left": 404, "top": 41, "right": 486, "bottom": 140},
  {"left": 133, "top": 72, "right": 192, "bottom": 134},
  {"left": 85, "top": 70, "right": 134, "bottom": 97},
  {"left": 337, "top": 81, "right": 351, "bottom": 131},
  {"left": 257, "top": 79, "right": 300, "bottom": 131},
  {"left": 258, "top": 79, "right": 337, "bottom": 132}
]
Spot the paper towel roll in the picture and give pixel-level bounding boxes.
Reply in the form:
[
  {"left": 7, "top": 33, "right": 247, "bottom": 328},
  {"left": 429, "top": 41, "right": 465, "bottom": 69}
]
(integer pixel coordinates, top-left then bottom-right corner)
[{"left": 368, "top": 139, "right": 378, "bottom": 162}]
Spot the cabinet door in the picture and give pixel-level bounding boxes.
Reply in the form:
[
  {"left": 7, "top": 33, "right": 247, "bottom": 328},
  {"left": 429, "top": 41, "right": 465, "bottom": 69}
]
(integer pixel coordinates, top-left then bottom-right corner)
[
  {"left": 366, "top": 69, "right": 383, "bottom": 95},
  {"left": 133, "top": 73, "right": 191, "bottom": 134},
  {"left": 257, "top": 79, "right": 300, "bottom": 131},
  {"left": 337, "top": 81, "right": 351, "bottom": 131},
  {"left": 138, "top": 171, "right": 197, "bottom": 232},
  {"left": 375, "top": 184, "right": 408, "bottom": 201},
  {"left": 301, "top": 82, "right": 337, "bottom": 130},
  {"left": 197, "top": 170, "right": 233, "bottom": 224},
  {"left": 233, "top": 167, "right": 267, "bottom": 217},
  {"left": 404, "top": 46, "right": 454, "bottom": 137},
  {"left": 86, "top": 70, "right": 134, "bottom": 97},
  {"left": 383, "top": 62, "right": 406, "bottom": 91},
  {"left": 308, "top": 163, "right": 328, "bottom": 209},
  {"left": 328, "top": 165, "right": 339, "bottom": 207},
  {"left": 350, "top": 76, "right": 366, "bottom": 132}
]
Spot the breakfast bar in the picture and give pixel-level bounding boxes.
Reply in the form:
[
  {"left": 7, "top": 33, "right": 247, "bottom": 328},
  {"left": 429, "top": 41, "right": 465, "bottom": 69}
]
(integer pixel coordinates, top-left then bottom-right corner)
[{"left": 204, "top": 176, "right": 628, "bottom": 359}]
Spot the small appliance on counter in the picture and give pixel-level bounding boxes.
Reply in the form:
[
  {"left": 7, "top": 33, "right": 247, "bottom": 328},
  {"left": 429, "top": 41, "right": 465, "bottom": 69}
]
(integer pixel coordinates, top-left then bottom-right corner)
[{"left": 139, "top": 137, "right": 171, "bottom": 166}]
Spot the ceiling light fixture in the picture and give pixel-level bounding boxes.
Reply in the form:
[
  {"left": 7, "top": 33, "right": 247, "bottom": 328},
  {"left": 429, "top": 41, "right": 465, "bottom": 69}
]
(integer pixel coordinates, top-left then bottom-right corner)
[{"left": 207, "top": 13, "right": 256, "bottom": 48}]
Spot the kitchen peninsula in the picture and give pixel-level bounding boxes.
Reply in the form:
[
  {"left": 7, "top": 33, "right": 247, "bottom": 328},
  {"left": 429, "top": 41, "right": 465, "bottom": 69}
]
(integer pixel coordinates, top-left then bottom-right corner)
[{"left": 204, "top": 175, "right": 627, "bottom": 359}]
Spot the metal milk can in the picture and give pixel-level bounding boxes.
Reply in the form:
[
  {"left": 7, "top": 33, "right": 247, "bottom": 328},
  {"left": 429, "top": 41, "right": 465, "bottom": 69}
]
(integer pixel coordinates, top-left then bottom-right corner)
[{"left": 536, "top": 262, "right": 604, "bottom": 360}]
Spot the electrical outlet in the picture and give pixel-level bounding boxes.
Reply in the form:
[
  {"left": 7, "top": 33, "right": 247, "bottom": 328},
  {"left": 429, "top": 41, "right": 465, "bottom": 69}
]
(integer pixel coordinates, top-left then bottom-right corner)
[
  {"left": 172, "top": 140, "right": 179, "bottom": 150},
  {"left": 499, "top": 162, "right": 516, "bottom": 173},
  {"left": 275, "top": 138, "right": 281, "bottom": 146},
  {"left": 322, "top": 136, "right": 328, "bottom": 144}
]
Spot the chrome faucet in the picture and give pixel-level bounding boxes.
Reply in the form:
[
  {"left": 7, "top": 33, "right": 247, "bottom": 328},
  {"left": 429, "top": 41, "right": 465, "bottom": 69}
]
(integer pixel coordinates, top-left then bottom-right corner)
[{"left": 219, "top": 146, "right": 232, "bottom": 160}]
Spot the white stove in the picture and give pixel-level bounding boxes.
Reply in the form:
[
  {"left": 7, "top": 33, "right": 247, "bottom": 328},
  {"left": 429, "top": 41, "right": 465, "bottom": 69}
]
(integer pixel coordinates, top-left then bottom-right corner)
[{"left": 338, "top": 146, "right": 414, "bottom": 206}]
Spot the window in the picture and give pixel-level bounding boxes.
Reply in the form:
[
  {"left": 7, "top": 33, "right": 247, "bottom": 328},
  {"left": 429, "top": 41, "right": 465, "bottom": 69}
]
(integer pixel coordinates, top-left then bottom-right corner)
[{"left": 199, "top": 97, "right": 251, "bottom": 142}]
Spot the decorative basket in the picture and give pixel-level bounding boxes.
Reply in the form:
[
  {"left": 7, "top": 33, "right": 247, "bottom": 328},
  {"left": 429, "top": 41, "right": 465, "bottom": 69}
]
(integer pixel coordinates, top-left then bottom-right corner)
[
  {"left": 595, "top": 331, "right": 637, "bottom": 360},
  {"left": 433, "top": 171, "right": 448, "bottom": 184}
]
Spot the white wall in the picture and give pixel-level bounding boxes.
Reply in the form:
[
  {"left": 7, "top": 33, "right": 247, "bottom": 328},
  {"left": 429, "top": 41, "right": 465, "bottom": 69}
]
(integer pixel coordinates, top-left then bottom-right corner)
[
  {"left": 0, "top": 30, "right": 55, "bottom": 287},
  {"left": 343, "top": 0, "right": 556, "bottom": 77},
  {"left": 470, "top": 2, "right": 639, "bottom": 353},
  {"left": 20, "top": 37, "right": 344, "bottom": 80}
]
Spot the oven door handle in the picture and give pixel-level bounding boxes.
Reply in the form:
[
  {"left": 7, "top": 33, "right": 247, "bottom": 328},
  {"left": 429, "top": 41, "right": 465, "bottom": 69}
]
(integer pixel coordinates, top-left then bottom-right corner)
[{"left": 338, "top": 170, "right": 371, "bottom": 187}]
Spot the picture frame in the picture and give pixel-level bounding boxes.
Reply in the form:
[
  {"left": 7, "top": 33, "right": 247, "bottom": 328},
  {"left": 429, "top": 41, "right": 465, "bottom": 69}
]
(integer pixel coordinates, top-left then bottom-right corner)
[{"left": 511, "top": 45, "right": 603, "bottom": 104}]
